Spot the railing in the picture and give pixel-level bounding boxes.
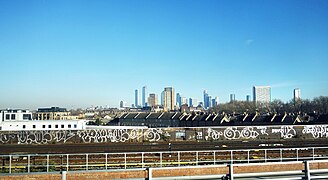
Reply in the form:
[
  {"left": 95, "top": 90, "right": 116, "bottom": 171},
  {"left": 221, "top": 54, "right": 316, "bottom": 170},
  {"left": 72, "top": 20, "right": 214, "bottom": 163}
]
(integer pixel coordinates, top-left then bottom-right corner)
[{"left": 1, "top": 146, "right": 328, "bottom": 174}]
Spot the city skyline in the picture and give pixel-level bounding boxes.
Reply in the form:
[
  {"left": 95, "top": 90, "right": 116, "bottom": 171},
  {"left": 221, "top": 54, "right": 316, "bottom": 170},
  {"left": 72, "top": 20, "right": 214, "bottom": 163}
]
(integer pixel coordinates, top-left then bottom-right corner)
[{"left": 1, "top": 0, "right": 328, "bottom": 109}]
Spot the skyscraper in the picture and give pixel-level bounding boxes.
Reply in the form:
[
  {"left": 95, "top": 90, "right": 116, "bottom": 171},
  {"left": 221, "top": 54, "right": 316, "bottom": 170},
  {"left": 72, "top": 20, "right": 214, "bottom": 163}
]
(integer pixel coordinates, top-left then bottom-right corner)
[
  {"left": 176, "top": 93, "right": 182, "bottom": 107},
  {"left": 294, "top": 88, "right": 301, "bottom": 102},
  {"left": 134, "top": 89, "right": 139, "bottom": 107},
  {"left": 230, "top": 94, "right": 236, "bottom": 103},
  {"left": 189, "top": 98, "right": 197, "bottom": 107},
  {"left": 212, "top": 97, "right": 219, "bottom": 107},
  {"left": 203, "top": 90, "right": 210, "bottom": 109},
  {"left": 142, "top": 86, "right": 147, "bottom": 107},
  {"left": 148, "top": 93, "right": 158, "bottom": 107},
  {"left": 246, "top": 95, "right": 251, "bottom": 102},
  {"left": 253, "top": 86, "right": 271, "bottom": 104},
  {"left": 161, "top": 87, "right": 175, "bottom": 111}
]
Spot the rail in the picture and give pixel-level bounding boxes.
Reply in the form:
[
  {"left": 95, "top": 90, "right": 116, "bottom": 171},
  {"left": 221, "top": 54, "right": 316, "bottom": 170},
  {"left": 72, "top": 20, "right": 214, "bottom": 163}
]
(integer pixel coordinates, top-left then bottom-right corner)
[{"left": 0, "top": 146, "right": 328, "bottom": 174}]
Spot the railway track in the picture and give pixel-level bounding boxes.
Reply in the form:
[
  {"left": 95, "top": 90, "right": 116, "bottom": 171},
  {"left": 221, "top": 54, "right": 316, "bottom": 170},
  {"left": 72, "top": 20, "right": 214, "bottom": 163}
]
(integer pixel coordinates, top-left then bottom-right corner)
[{"left": 1, "top": 139, "right": 328, "bottom": 154}]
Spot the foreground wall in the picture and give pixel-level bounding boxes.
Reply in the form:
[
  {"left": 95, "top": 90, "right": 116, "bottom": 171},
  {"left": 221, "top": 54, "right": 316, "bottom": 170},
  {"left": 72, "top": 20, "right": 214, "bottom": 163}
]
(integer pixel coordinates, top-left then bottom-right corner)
[
  {"left": 2, "top": 160, "right": 328, "bottom": 180},
  {"left": 1, "top": 125, "right": 328, "bottom": 144}
]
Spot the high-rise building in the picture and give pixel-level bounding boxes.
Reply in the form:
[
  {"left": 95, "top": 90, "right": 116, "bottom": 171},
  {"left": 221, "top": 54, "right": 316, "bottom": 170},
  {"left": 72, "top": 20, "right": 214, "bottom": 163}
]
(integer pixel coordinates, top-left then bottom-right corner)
[
  {"left": 230, "top": 94, "right": 236, "bottom": 103},
  {"left": 134, "top": 89, "right": 139, "bottom": 107},
  {"left": 211, "top": 97, "right": 219, "bottom": 107},
  {"left": 253, "top": 86, "right": 271, "bottom": 104},
  {"left": 294, "top": 88, "right": 301, "bottom": 102},
  {"left": 246, "top": 95, "right": 251, "bottom": 102},
  {"left": 203, "top": 90, "right": 210, "bottom": 109},
  {"left": 120, "top": 101, "right": 127, "bottom": 108},
  {"left": 176, "top": 93, "right": 182, "bottom": 107},
  {"left": 161, "top": 87, "right": 176, "bottom": 111},
  {"left": 189, "top": 98, "right": 197, "bottom": 107},
  {"left": 148, "top": 93, "right": 158, "bottom": 107},
  {"left": 142, "top": 86, "right": 147, "bottom": 107},
  {"left": 181, "top": 97, "right": 188, "bottom": 105}
]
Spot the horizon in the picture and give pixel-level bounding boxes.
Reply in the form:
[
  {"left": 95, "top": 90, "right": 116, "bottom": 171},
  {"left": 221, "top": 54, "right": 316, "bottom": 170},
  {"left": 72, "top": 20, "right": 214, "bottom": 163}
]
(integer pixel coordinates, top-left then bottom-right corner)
[{"left": 1, "top": 0, "right": 327, "bottom": 109}]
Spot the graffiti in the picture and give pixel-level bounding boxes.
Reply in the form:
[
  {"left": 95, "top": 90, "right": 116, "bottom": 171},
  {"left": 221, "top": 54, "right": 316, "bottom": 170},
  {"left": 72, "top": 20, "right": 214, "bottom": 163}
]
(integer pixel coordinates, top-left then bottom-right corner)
[
  {"left": 2, "top": 125, "right": 328, "bottom": 144},
  {"left": 196, "top": 131, "right": 203, "bottom": 140},
  {"left": 0, "top": 133, "right": 14, "bottom": 144},
  {"left": 224, "top": 127, "right": 260, "bottom": 140},
  {"left": 302, "top": 125, "right": 328, "bottom": 139},
  {"left": 77, "top": 129, "right": 143, "bottom": 143},
  {"left": 12, "top": 131, "right": 76, "bottom": 144},
  {"left": 208, "top": 127, "right": 263, "bottom": 140},
  {"left": 257, "top": 126, "right": 269, "bottom": 136},
  {"left": 144, "top": 129, "right": 167, "bottom": 142},
  {"left": 207, "top": 128, "right": 223, "bottom": 140},
  {"left": 272, "top": 126, "right": 296, "bottom": 139}
]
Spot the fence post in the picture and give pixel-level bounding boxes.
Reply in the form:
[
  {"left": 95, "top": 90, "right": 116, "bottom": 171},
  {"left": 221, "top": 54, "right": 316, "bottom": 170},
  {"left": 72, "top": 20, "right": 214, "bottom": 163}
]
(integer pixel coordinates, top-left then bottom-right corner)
[
  {"left": 196, "top": 151, "right": 198, "bottom": 165},
  {"left": 28, "top": 155, "right": 30, "bottom": 173},
  {"left": 124, "top": 153, "right": 127, "bottom": 169},
  {"left": 142, "top": 152, "right": 144, "bottom": 168},
  {"left": 178, "top": 151, "right": 180, "bottom": 167},
  {"left": 47, "top": 155, "right": 49, "bottom": 172},
  {"left": 105, "top": 153, "right": 108, "bottom": 170},
  {"left": 9, "top": 155, "right": 12, "bottom": 174},
  {"left": 312, "top": 148, "right": 315, "bottom": 160},
  {"left": 160, "top": 152, "right": 162, "bottom": 167},
  {"left": 214, "top": 151, "right": 216, "bottom": 165},
  {"left": 86, "top": 154, "right": 88, "bottom": 171},
  {"left": 231, "top": 151, "right": 233, "bottom": 164},
  {"left": 148, "top": 167, "right": 152, "bottom": 180},
  {"left": 61, "top": 171, "right": 67, "bottom": 180},
  {"left": 66, "top": 154, "right": 69, "bottom": 171},
  {"left": 304, "top": 161, "right": 310, "bottom": 180},
  {"left": 228, "top": 164, "right": 234, "bottom": 180},
  {"left": 247, "top": 151, "right": 250, "bottom": 163}
]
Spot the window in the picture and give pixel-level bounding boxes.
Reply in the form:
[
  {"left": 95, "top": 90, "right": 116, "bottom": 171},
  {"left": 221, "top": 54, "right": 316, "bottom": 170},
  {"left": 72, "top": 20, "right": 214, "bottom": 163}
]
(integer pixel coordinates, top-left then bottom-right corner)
[
  {"left": 23, "top": 125, "right": 26, "bottom": 129},
  {"left": 48, "top": 125, "right": 51, "bottom": 128},
  {"left": 55, "top": 125, "right": 58, "bottom": 128},
  {"left": 23, "top": 114, "right": 31, "bottom": 120},
  {"left": 61, "top": 125, "right": 64, "bottom": 128},
  {"left": 74, "top": 124, "right": 77, "bottom": 128},
  {"left": 0, "top": 126, "right": 2, "bottom": 130},
  {"left": 68, "top": 124, "right": 71, "bottom": 128},
  {"left": 42, "top": 125, "right": 46, "bottom": 128},
  {"left": 33, "top": 125, "right": 36, "bottom": 129},
  {"left": 11, "top": 114, "right": 16, "bottom": 120},
  {"left": 5, "top": 114, "right": 10, "bottom": 120}
]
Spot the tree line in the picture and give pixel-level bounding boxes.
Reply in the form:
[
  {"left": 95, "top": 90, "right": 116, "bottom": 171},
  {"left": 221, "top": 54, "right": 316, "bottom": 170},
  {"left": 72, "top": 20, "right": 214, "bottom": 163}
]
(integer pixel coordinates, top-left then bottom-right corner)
[{"left": 210, "top": 96, "right": 328, "bottom": 115}]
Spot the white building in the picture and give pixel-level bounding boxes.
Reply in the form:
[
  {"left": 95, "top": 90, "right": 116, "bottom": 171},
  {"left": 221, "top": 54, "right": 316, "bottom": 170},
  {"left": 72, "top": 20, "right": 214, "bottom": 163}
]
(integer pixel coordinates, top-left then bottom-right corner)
[
  {"left": 294, "top": 88, "right": 301, "bottom": 102},
  {"left": 253, "top": 86, "right": 271, "bottom": 104},
  {"left": 161, "top": 87, "right": 176, "bottom": 111}
]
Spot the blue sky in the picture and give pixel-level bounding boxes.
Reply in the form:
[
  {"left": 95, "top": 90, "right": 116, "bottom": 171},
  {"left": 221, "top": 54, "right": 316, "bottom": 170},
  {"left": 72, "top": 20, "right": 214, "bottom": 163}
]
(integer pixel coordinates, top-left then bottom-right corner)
[{"left": 0, "top": 0, "right": 327, "bottom": 109}]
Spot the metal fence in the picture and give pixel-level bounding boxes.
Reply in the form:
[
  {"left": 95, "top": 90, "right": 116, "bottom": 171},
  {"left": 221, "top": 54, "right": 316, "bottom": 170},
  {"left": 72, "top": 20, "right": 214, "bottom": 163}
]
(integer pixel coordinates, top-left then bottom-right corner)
[{"left": 1, "top": 146, "right": 328, "bottom": 174}]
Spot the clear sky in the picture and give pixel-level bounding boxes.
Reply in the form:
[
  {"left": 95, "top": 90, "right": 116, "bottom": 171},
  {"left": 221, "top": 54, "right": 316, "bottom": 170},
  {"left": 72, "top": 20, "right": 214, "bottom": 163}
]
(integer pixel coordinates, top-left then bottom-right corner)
[{"left": 0, "top": 0, "right": 327, "bottom": 109}]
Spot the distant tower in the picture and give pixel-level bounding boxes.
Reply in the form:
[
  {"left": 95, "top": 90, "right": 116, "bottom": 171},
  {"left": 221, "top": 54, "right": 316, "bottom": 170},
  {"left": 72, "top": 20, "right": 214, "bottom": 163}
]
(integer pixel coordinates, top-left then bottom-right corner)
[
  {"left": 120, "top": 101, "right": 127, "bottom": 108},
  {"left": 142, "top": 86, "right": 147, "bottom": 107},
  {"left": 212, "top": 96, "right": 218, "bottom": 107},
  {"left": 134, "top": 89, "right": 139, "bottom": 107},
  {"left": 176, "top": 93, "right": 182, "bottom": 107},
  {"left": 253, "top": 86, "right": 271, "bottom": 104},
  {"left": 148, "top": 93, "right": 158, "bottom": 107},
  {"left": 294, "top": 88, "right": 301, "bottom": 102},
  {"left": 246, "top": 95, "right": 251, "bottom": 102},
  {"left": 230, "top": 94, "right": 236, "bottom": 103},
  {"left": 203, "top": 90, "right": 210, "bottom": 109},
  {"left": 161, "top": 87, "right": 176, "bottom": 111}
]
